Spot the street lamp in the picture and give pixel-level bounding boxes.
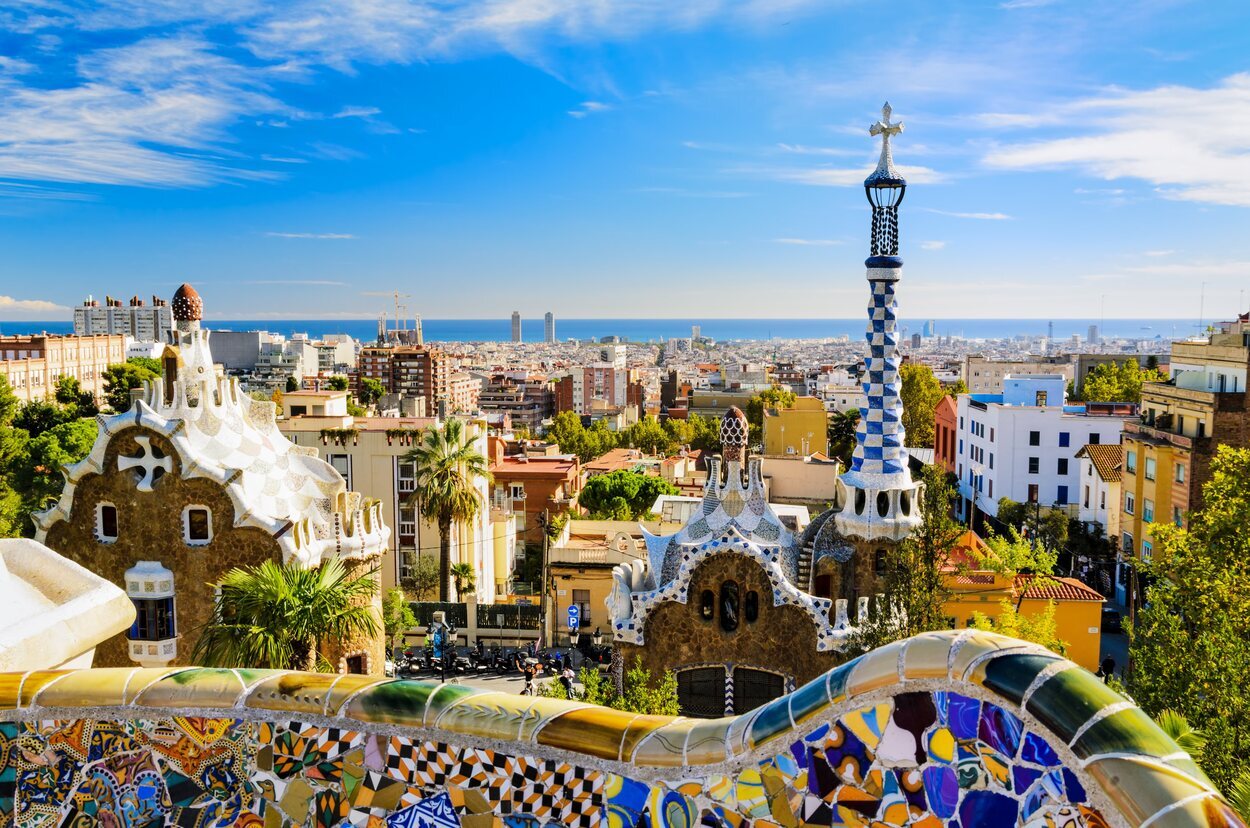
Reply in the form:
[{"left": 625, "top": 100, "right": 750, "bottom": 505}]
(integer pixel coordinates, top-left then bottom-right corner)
[{"left": 591, "top": 627, "right": 603, "bottom": 647}]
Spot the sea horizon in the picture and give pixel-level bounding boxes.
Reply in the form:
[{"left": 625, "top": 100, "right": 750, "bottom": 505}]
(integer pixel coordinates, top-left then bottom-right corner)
[{"left": 0, "top": 317, "right": 1209, "bottom": 344}]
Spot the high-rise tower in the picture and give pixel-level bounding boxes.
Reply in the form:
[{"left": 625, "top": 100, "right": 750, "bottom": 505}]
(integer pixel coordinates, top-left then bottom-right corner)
[
  {"left": 511, "top": 311, "right": 522, "bottom": 343},
  {"left": 544, "top": 312, "right": 555, "bottom": 343},
  {"left": 834, "top": 103, "right": 923, "bottom": 543}
]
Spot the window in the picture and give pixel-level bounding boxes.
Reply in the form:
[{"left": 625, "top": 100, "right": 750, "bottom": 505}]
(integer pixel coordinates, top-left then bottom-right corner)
[
  {"left": 573, "top": 589, "right": 592, "bottom": 625},
  {"left": 1142, "top": 540, "right": 1153, "bottom": 561},
  {"left": 97, "top": 503, "right": 118, "bottom": 542},
  {"left": 345, "top": 654, "right": 367, "bottom": 674},
  {"left": 1100, "top": 491, "right": 1106, "bottom": 510},
  {"left": 700, "top": 590, "right": 715, "bottom": 621},
  {"left": 328, "top": 454, "right": 351, "bottom": 487},
  {"left": 959, "top": 417, "right": 964, "bottom": 429},
  {"left": 1144, "top": 458, "right": 1156, "bottom": 481},
  {"left": 1122, "top": 532, "right": 1133, "bottom": 553},
  {"left": 183, "top": 506, "right": 212, "bottom": 545},
  {"left": 1173, "top": 506, "right": 1183, "bottom": 527},
  {"left": 1126, "top": 450, "right": 1137, "bottom": 473},
  {"left": 959, "top": 439, "right": 963, "bottom": 455},
  {"left": 1035, "top": 391, "right": 1048, "bottom": 406},
  {"left": 1028, "top": 457, "right": 1040, "bottom": 474},
  {"left": 989, "top": 427, "right": 995, "bottom": 441},
  {"left": 719, "top": 581, "right": 740, "bottom": 632},
  {"left": 988, "top": 453, "right": 995, "bottom": 469},
  {"left": 1089, "top": 433, "right": 1100, "bottom": 445},
  {"left": 1143, "top": 499, "right": 1154, "bottom": 522},
  {"left": 874, "top": 548, "right": 888, "bottom": 576},
  {"left": 130, "top": 596, "right": 175, "bottom": 641},
  {"left": 1029, "top": 430, "right": 1040, "bottom": 446},
  {"left": 1057, "top": 485, "right": 1069, "bottom": 505},
  {"left": 1083, "top": 486, "right": 1090, "bottom": 508},
  {"left": 1028, "top": 483, "right": 1039, "bottom": 503},
  {"left": 509, "top": 483, "right": 526, "bottom": 500},
  {"left": 1058, "top": 431, "right": 1070, "bottom": 448},
  {"left": 1125, "top": 493, "right": 1135, "bottom": 515},
  {"left": 744, "top": 591, "right": 759, "bottom": 623},
  {"left": 1057, "top": 458, "right": 1069, "bottom": 475},
  {"left": 988, "top": 479, "right": 993, "bottom": 497},
  {"left": 1175, "top": 464, "right": 1186, "bottom": 483}
]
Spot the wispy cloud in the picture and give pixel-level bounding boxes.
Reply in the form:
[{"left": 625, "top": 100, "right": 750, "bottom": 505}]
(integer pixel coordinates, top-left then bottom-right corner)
[
  {"left": 774, "top": 237, "right": 841, "bottom": 246},
  {"left": 920, "top": 240, "right": 947, "bottom": 250},
  {"left": 776, "top": 143, "right": 856, "bottom": 157},
  {"left": 768, "top": 164, "right": 943, "bottom": 187},
  {"left": 245, "top": 279, "right": 350, "bottom": 285},
  {"left": 265, "top": 231, "right": 357, "bottom": 239},
  {"left": 1144, "top": 249, "right": 1174, "bottom": 257},
  {"left": 922, "top": 208, "right": 1013, "bottom": 220},
  {"left": 568, "top": 100, "right": 611, "bottom": 118},
  {"left": 0, "top": 295, "right": 69, "bottom": 314},
  {"left": 332, "top": 105, "right": 382, "bottom": 119},
  {"left": 983, "top": 73, "right": 1250, "bottom": 206}
]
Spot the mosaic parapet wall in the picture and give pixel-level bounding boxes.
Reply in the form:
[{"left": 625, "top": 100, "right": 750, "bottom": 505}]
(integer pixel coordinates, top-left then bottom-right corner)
[{"left": 0, "top": 631, "right": 1240, "bottom": 827}]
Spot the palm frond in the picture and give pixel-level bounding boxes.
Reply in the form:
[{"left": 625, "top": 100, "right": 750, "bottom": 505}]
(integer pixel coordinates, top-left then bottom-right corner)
[
  {"left": 1153, "top": 709, "right": 1207, "bottom": 758},
  {"left": 1226, "top": 771, "right": 1250, "bottom": 822}
]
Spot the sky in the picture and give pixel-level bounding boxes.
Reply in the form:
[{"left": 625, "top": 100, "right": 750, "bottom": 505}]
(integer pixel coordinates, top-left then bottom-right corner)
[{"left": 2, "top": 1, "right": 1250, "bottom": 321}]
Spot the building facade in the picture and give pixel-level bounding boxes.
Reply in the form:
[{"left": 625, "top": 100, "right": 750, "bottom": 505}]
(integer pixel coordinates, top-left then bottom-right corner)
[
  {"left": 36, "top": 285, "right": 390, "bottom": 673},
  {"left": 544, "top": 312, "right": 555, "bottom": 343},
  {"left": 73, "top": 295, "right": 172, "bottom": 342},
  {"left": 0, "top": 333, "right": 126, "bottom": 404},
  {"left": 934, "top": 394, "right": 957, "bottom": 473},
  {"left": 961, "top": 354, "right": 1073, "bottom": 394},
  {"left": 478, "top": 373, "right": 554, "bottom": 433},
  {"left": 357, "top": 344, "right": 474, "bottom": 415},
  {"left": 488, "top": 438, "right": 581, "bottom": 546},
  {"left": 511, "top": 311, "right": 522, "bottom": 343},
  {"left": 761, "top": 396, "right": 829, "bottom": 457}
]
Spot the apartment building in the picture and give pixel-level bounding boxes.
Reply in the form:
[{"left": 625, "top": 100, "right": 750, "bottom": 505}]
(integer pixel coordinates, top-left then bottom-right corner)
[
  {"left": 934, "top": 395, "right": 957, "bottom": 473},
  {"left": 73, "top": 295, "right": 172, "bottom": 342},
  {"left": 478, "top": 373, "right": 554, "bottom": 433},
  {"left": 554, "top": 345, "right": 630, "bottom": 415},
  {"left": 961, "top": 354, "right": 1073, "bottom": 394},
  {"left": 0, "top": 334, "right": 126, "bottom": 403},
  {"left": 954, "top": 375, "right": 1136, "bottom": 523},
  {"left": 488, "top": 436, "right": 581, "bottom": 546},
  {"left": 761, "top": 396, "right": 829, "bottom": 457},
  {"left": 357, "top": 344, "right": 476, "bottom": 415},
  {"left": 278, "top": 391, "right": 508, "bottom": 600},
  {"left": 1119, "top": 317, "right": 1250, "bottom": 610}
]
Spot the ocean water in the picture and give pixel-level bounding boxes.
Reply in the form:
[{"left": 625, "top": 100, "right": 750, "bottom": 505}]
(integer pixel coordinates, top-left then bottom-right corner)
[{"left": 0, "top": 318, "right": 1203, "bottom": 343}]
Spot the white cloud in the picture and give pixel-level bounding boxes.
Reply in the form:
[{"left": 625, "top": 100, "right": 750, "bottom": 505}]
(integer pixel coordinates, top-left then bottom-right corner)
[
  {"left": 770, "top": 163, "right": 943, "bottom": 187},
  {"left": 0, "top": 295, "right": 69, "bottom": 314},
  {"left": 568, "top": 100, "right": 610, "bottom": 118},
  {"left": 774, "top": 238, "right": 841, "bottom": 246},
  {"left": 922, "top": 208, "right": 1012, "bottom": 220},
  {"left": 1144, "top": 249, "right": 1174, "bottom": 257},
  {"left": 332, "top": 105, "right": 382, "bottom": 119},
  {"left": 776, "top": 143, "right": 856, "bottom": 157},
  {"left": 265, "top": 231, "right": 356, "bottom": 239},
  {"left": 920, "top": 240, "right": 947, "bottom": 250},
  {"left": 984, "top": 73, "right": 1250, "bottom": 206}
]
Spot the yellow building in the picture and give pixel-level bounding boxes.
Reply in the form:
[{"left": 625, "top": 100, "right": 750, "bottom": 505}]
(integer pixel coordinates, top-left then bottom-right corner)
[
  {"left": 942, "top": 532, "right": 1105, "bottom": 671},
  {"left": 545, "top": 519, "right": 660, "bottom": 640},
  {"left": 762, "top": 396, "right": 829, "bottom": 457}
]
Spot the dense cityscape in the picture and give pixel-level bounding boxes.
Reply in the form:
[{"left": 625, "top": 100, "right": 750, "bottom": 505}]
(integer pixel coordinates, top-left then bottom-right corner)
[{"left": 1, "top": 3, "right": 1248, "bottom": 826}]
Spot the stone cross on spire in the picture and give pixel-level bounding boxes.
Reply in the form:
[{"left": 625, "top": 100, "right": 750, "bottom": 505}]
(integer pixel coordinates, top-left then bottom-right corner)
[{"left": 868, "top": 102, "right": 904, "bottom": 182}]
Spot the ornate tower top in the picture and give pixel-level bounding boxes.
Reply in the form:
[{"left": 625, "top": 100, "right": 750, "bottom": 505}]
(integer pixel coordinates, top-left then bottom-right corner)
[
  {"left": 720, "top": 406, "right": 749, "bottom": 463},
  {"left": 171, "top": 284, "right": 203, "bottom": 323},
  {"left": 865, "top": 102, "right": 905, "bottom": 187}
]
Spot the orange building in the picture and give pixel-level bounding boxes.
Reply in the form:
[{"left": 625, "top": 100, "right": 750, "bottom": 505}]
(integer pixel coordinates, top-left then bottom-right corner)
[
  {"left": 933, "top": 394, "right": 958, "bottom": 473},
  {"left": 488, "top": 437, "right": 582, "bottom": 545}
]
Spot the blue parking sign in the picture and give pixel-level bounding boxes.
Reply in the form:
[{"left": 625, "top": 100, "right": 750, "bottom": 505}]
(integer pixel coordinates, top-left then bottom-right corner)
[{"left": 567, "top": 605, "right": 580, "bottom": 629}]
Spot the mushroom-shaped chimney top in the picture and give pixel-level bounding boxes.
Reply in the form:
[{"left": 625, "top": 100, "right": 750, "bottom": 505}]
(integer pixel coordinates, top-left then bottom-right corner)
[
  {"left": 171, "top": 283, "right": 203, "bottom": 322},
  {"left": 721, "top": 406, "right": 749, "bottom": 462}
]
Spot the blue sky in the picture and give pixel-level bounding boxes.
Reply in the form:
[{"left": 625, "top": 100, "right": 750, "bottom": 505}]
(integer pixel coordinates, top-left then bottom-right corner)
[{"left": 2, "top": 1, "right": 1250, "bottom": 321}]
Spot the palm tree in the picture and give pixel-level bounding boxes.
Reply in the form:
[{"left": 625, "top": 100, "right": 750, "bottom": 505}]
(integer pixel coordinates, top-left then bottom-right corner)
[
  {"left": 450, "top": 562, "right": 477, "bottom": 599},
  {"left": 193, "top": 558, "right": 379, "bottom": 671},
  {"left": 403, "top": 418, "right": 491, "bottom": 602}
]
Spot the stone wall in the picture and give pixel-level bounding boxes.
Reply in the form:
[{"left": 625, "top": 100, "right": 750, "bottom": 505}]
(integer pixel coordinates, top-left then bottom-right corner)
[
  {"left": 0, "top": 630, "right": 1236, "bottom": 827},
  {"left": 43, "top": 426, "right": 282, "bottom": 667},
  {"left": 619, "top": 553, "right": 846, "bottom": 692}
]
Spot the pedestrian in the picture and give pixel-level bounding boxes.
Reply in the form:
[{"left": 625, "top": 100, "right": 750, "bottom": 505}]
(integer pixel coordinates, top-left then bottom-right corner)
[
  {"left": 560, "top": 665, "right": 575, "bottom": 699},
  {"left": 1099, "top": 656, "right": 1116, "bottom": 683},
  {"left": 522, "top": 663, "right": 536, "bottom": 696}
]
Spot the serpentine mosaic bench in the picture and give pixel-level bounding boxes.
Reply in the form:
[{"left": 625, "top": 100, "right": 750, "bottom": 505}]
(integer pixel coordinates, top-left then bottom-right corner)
[{"left": 0, "top": 630, "right": 1239, "bottom": 827}]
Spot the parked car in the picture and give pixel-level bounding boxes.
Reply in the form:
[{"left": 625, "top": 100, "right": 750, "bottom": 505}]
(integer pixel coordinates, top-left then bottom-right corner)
[{"left": 1101, "top": 607, "right": 1123, "bottom": 633}]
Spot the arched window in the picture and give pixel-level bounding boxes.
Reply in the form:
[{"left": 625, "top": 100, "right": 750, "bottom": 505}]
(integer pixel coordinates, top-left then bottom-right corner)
[
  {"left": 183, "top": 505, "right": 212, "bottom": 546},
  {"left": 720, "top": 581, "right": 740, "bottom": 632},
  {"left": 96, "top": 502, "right": 118, "bottom": 542},
  {"left": 874, "top": 548, "right": 888, "bottom": 576},
  {"left": 700, "top": 590, "right": 715, "bottom": 621},
  {"left": 876, "top": 491, "right": 890, "bottom": 517},
  {"left": 744, "top": 590, "right": 759, "bottom": 623},
  {"left": 855, "top": 489, "right": 866, "bottom": 515}
]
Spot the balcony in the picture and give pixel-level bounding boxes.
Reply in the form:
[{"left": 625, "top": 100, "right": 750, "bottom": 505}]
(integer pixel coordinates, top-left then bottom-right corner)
[{"left": 1124, "top": 420, "right": 1193, "bottom": 450}]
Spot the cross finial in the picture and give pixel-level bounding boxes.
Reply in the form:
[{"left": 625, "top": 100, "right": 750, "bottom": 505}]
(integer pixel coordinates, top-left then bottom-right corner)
[{"left": 866, "top": 101, "right": 904, "bottom": 183}]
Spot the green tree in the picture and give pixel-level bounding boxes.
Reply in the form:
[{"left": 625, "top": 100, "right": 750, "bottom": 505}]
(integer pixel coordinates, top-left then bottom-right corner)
[
  {"left": 102, "top": 359, "right": 159, "bottom": 412},
  {"left": 970, "top": 598, "right": 1067, "bottom": 656},
  {"left": 0, "top": 426, "right": 27, "bottom": 538},
  {"left": 193, "top": 558, "right": 379, "bottom": 671},
  {"left": 661, "top": 417, "right": 693, "bottom": 450},
  {"left": 1127, "top": 445, "right": 1250, "bottom": 789},
  {"left": 686, "top": 413, "right": 722, "bottom": 453},
  {"left": 946, "top": 378, "right": 969, "bottom": 396},
  {"left": 14, "top": 419, "right": 96, "bottom": 526},
  {"left": 450, "top": 562, "right": 476, "bottom": 598},
  {"left": 827, "top": 408, "right": 859, "bottom": 467},
  {"left": 848, "top": 464, "right": 964, "bottom": 653},
  {"left": 623, "top": 416, "right": 668, "bottom": 455},
  {"left": 995, "top": 498, "right": 1068, "bottom": 554},
  {"left": 402, "top": 555, "right": 440, "bottom": 601},
  {"left": 1153, "top": 709, "right": 1207, "bottom": 760},
  {"left": 285, "top": 375, "right": 300, "bottom": 392},
  {"left": 578, "top": 469, "right": 678, "bottom": 520},
  {"left": 382, "top": 587, "right": 417, "bottom": 652},
  {"left": 547, "top": 657, "right": 680, "bottom": 714},
  {"left": 1081, "top": 359, "right": 1166, "bottom": 403},
  {"left": 327, "top": 375, "right": 349, "bottom": 391},
  {"left": 900, "top": 363, "right": 943, "bottom": 448},
  {"left": 54, "top": 376, "right": 98, "bottom": 418},
  {"left": 403, "top": 419, "right": 491, "bottom": 601},
  {"left": 13, "top": 399, "right": 74, "bottom": 438},
  {"left": 979, "top": 526, "right": 1059, "bottom": 581},
  {"left": 0, "top": 376, "right": 20, "bottom": 427},
  {"left": 357, "top": 377, "right": 384, "bottom": 407}
]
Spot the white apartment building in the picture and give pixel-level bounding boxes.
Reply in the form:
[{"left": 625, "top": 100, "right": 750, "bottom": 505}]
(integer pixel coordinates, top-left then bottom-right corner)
[
  {"left": 954, "top": 375, "right": 1136, "bottom": 523},
  {"left": 961, "top": 355, "right": 1074, "bottom": 394},
  {"left": 73, "top": 295, "right": 172, "bottom": 342},
  {"left": 1074, "top": 444, "right": 1122, "bottom": 541}
]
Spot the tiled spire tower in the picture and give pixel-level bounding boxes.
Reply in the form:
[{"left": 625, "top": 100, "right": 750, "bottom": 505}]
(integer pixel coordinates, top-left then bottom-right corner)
[{"left": 835, "top": 103, "right": 923, "bottom": 542}]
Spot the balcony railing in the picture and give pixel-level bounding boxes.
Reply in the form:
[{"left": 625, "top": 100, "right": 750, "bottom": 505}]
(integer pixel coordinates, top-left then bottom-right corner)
[{"left": 1124, "top": 420, "right": 1193, "bottom": 449}]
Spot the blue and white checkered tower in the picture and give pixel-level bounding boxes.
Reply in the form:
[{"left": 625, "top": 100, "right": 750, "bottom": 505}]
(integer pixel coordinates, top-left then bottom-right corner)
[{"left": 835, "top": 103, "right": 923, "bottom": 543}]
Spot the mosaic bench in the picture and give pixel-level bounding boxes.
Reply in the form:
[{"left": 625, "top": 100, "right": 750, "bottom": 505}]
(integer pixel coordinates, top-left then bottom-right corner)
[{"left": 0, "top": 630, "right": 1240, "bottom": 827}]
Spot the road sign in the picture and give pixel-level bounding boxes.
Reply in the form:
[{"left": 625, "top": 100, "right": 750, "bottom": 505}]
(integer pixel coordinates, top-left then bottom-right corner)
[{"left": 567, "top": 605, "right": 580, "bottom": 629}]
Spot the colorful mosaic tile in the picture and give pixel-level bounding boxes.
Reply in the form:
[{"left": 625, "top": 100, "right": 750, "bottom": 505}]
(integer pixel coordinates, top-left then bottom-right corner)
[{"left": 0, "top": 630, "right": 1240, "bottom": 827}]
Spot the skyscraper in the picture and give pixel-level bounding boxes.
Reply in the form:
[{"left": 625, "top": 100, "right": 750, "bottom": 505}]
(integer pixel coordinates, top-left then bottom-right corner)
[
  {"left": 511, "top": 311, "right": 521, "bottom": 343},
  {"left": 1088, "top": 324, "right": 1099, "bottom": 345},
  {"left": 544, "top": 312, "right": 555, "bottom": 343}
]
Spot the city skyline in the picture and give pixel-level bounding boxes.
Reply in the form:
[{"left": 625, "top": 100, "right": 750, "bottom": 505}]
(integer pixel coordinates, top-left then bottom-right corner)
[{"left": 1, "top": 2, "right": 1250, "bottom": 320}]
